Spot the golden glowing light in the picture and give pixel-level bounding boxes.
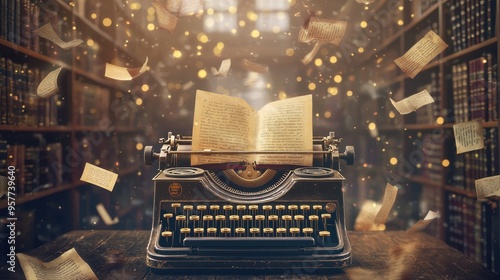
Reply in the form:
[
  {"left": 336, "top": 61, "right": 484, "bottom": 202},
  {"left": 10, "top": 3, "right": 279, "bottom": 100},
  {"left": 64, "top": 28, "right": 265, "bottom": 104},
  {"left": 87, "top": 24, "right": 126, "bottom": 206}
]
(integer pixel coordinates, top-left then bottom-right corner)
[
  {"left": 251, "top": 30, "right": 260, "bottom": 38},
  {"left": 397, "top": 20, "right": 404, "bottom": 25},
  {"left": 308, "top": 83, "right": 316, "bottom": 90},
  {"left": 436, "top": 117, "right": 444, "bottom": 124},
  {"left": 324, "top": 111, "right": 332, "bottom": 118},
  {"left": 285, "top": 48, "right": 294, "bottom": 56},
  {"left": 207, "top": 8, "right": 214, "bottom": 15},
  {"left": 239, "top": 20, "right": 246, "bottom": 27},
  {"left": 389, "top": 111, "right": 396, "bottom": 118},
  {"left": 213, "top": 46, "right": 222, "bottom": 56},
  {"left": 346, "top": 90, "right": 353, "bottom": 97},
  {"left": 329, "top": 56, "right": 337, "bottom": 63},
  {"left": 91, "top": 13, "right": 97, "bottom": 19},
  {"left": 147, "top": 23, "right": 155, "bottom": 31},
  {"left": 136, "top": 143, "right": 144, "bottom": 150},
  {"left": 390, "top": 157, "right": 398, "bottom": 165},
  {"left": 296, "top": 76, "right": 302, "bottom": 82},
  {"left": 135, "top": 98, "right": 143, "bottom": 106},
  {"left": 358, "top": 47, "right": 364, "bottom": 53},
  {"left": 173, "top": 50, "right": 182, "bottom": 58},
  {"left": 141, "top": 84, "right": 149, "bottom": 92},
  {"left": 198, "top": 69, "right": 207, "bottom": 79},
  {"left": 247, "top": 11, "right": 258, "bottom": 21},
  {"left": 228, "top": 6, "right": 237, "bottom": 13},
  {"left": 314, "top": 58, "right": 323, "bottom": 66},
  {"left": 130, "top": 2, "right": 141, "bottom": 10},
  {"left": 147, "top": 7, "right": 155, "bottom": 15},
  {"left": 102, "top": 18, "right": 112, "bottom": 27},
  {"left": 197, "top": 33, "right": 209, "bottom": 43},
  {"left": 86, "top": 39, "right": 94, "bottom": 46},
  {"left": 360, "top": 21, "right": 367, "bottom": 28},
  {"left": 278, "top": 91, "right": 287, "bottom": 99},
  {"left": 334, "top": 75, "right": 342, "bottom": 83},
  {"left": 442, "top": 159, "right": 450, "bottom": 167},
  {"left": 328, "top": 87, "right": 338, "bottom": 96},
  {"left": 272, "top": 26, "right": 281, "bottom": 33},
  {"left": 368, "top": 122, "right": 376, "bottom": 130}
]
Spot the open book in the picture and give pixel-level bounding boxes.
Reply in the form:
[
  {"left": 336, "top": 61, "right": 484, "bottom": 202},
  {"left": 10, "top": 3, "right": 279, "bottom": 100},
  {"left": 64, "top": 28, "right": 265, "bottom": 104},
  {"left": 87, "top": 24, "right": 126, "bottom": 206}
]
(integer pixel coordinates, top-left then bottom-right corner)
[{"left": 191, "top": 90, "right": 313, "bottom": 166}]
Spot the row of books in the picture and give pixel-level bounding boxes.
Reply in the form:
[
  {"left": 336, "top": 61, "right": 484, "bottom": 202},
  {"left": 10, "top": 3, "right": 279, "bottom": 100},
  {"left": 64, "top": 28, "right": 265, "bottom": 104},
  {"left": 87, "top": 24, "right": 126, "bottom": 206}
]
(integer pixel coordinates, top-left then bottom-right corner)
[
  {"left": 446, "top": 192, "right": 500, "bottom": 272},
  {"left": 0, "top": 138, "right": 63, "bottom": 196},
  {"left": 0, "top": 56, "right": 65, "bottom": 126},
  {"left": 449, "top": 128, "right": 498, "bottom": 192},
  {"left": 73, "top": 80, "right": 111, "bottom": 127},
  {"left": 420, "top": 133, "right": 443, "bottom": 182},
  {"left": 448, "top": 0, "right": 496, "bottom": 52},
  {"left": 414, "top": 71, "right": 441, "bottom": 124},
  {"left": 451, "top": 53, "right": 498, "bottom": 123}
]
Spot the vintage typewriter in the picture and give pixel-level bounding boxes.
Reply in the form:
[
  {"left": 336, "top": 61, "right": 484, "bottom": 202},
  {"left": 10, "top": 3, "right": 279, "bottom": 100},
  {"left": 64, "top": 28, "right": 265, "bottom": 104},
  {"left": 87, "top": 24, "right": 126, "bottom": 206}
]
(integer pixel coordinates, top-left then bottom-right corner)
[{"left": 143, "top": 132, "right": 354, "bottom": 270}]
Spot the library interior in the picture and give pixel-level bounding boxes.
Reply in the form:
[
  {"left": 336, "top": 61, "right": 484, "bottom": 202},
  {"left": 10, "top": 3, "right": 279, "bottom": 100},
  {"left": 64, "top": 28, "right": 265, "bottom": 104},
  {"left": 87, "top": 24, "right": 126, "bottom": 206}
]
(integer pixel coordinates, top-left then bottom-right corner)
[{"left": 0, "top": 0, "right": 499, "bottom": 279}]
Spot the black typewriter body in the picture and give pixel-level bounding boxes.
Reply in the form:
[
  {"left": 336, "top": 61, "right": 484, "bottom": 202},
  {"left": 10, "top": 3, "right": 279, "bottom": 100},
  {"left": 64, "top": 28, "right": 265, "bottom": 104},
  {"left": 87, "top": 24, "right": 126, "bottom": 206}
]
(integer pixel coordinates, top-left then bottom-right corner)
[{"left": 144, "top": 132, "right": 354, "bottom": 270}]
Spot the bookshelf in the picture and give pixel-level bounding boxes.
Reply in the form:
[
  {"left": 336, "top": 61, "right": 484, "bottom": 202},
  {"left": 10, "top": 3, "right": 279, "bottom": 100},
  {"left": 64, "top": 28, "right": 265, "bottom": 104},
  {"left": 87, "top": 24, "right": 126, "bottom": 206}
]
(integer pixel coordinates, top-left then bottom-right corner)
[
  {"left": 0, "top": 0, "right": 158, "bottom": 254},
  {"left": 343, "top": 0, "right": 499, "bottom": 273}
]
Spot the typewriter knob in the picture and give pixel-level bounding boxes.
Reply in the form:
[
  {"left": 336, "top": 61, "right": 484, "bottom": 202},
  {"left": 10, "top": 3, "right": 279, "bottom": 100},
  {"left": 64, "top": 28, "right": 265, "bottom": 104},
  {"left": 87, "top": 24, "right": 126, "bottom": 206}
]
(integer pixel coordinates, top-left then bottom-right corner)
[
  {"left": 341, "top": 146, "right": 355, "bottom": 165},
  {"left": 144, "top": 146, "right": 156, "bottom": 165}
]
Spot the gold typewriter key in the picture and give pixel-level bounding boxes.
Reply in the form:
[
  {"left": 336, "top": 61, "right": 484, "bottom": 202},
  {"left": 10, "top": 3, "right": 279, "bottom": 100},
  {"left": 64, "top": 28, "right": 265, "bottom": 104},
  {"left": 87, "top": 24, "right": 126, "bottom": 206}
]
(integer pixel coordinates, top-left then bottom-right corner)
[
  {"left": 250, "top": 228, "right": 260, "bottom": 236},
  {"left": 321, "top": 213, "right": 331, "bottom": 230},
  {"left": 309, "top": 215, "right": 319, "bottom": 232},
  {"left": 223, "top": 205, "right": 233, "bottom": 211},
  {"left": 221, "top": 227, "right": 231, "bottom": 237},
  {"left": 303, "top": 228, "right": 313, "bottom": 236},
  {"left": 203, "top": 215, "right": 213, "bottom": 228},
  {"left": 300, "top": 205, "right": 311, "bottom": 211},
  {"left": 171, "top": 203, "right": 181, "bottom": 208},
  {"left": 215, "top": 215, "right": 225, "bottom": 221},
  {"left": 255, "top": 215, "right": 265, "bottom": 221},
  {"left": 235, "top": 228, "right": 245, "bottom": 236},
  {"left": 319, "top": 230, "right": 330, "bottom": 243},
  {"left": 161, "top": 231, "right": 173, "bottom": 237},
  {"left": 210, "top": 205, "right": 220, "bottom": 212},
  {"left": 262, "top": 205, "right": 272, "bottom": 211},
  {"left": 277, "top": 228, "right": 286, "bottom": 236},
  {"left": 290, "top": 227, "right": 300, "bottom": 236},
  {"left": 197, "top": 205, "right": 207, "bottom": 211},
  {"left": 242, "top": 215, "right": 253, "bottom": 220},
  {"left": 249, "top": 205, "right": 258, "bottom": 211},
  {"left": 163, "top": 213, "right": 173, "bottom": 219},
  {"left": 276, "top": 205, "right": 285, "bottom": 211},
  {"left": 183, "top": 205, "right": 194, "bottom": 211},
  {"left": 229, "top": 215, "right": 239, "bottom": 221},
  {"left": 180, "top": 228, "right": 190, "bottom": 235},
  {"left": 194, "top": 228, "right": 204, "bottom": 236},
  {"left": 207, "top": 228, "right": 217, "bottom": 236},
  {"left": 288, "top": 205, "right": 298, "bottom": 211},
  {"left": 263, "top": 228, "right": 273, "bottom": 236}
]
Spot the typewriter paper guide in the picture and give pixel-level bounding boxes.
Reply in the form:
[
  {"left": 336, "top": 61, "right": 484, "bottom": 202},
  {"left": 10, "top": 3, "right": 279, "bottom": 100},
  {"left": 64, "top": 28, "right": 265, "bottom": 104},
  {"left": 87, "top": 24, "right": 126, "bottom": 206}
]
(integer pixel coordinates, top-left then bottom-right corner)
[{"left": 192, "top": 90, "right": 313, "bottom": 166}]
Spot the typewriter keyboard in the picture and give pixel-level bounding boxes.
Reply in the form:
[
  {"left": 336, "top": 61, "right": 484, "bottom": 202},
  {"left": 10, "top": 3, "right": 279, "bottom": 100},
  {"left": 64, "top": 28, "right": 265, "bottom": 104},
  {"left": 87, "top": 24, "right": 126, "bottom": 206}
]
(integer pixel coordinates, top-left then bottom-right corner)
[{"left": 158, "top": 202, "right": 340, "bottom": 248}]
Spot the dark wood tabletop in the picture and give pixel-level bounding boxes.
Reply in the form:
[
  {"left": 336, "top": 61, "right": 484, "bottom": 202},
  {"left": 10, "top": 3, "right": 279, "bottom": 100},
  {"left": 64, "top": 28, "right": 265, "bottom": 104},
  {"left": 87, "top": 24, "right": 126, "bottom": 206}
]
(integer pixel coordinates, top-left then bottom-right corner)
[{"left": 1, "top": 230, "right": 498, "bottom": 279}]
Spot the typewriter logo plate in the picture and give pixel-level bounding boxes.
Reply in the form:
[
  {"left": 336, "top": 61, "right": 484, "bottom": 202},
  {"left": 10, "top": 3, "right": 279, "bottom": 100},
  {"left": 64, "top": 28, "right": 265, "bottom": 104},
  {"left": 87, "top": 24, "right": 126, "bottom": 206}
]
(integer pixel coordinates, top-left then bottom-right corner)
[{"left": 168, "top": 183, "right": 182, "bottom": 197}]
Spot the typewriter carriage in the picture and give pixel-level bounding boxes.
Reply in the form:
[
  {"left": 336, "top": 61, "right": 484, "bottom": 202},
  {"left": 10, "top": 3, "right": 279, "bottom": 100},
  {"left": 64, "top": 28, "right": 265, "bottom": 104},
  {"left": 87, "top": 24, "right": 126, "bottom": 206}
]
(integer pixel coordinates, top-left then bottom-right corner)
[{"left": 143, "top": 132, "right": 355, "bottom": 270}]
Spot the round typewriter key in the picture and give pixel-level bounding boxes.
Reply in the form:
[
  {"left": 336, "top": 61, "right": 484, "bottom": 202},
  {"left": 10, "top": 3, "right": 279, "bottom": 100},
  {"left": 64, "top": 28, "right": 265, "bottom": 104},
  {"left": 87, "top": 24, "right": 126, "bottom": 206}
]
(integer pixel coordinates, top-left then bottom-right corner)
[
  {"left": 282, "top": 215, "right": 292, "bottom": 221},
  {"left": 171, "top": 203, "right": 181, "bottom": 208},
  {"left": 288, "top": 205, "right": 298, "bottom": 210},
  {"left": 207, "top": 228, "right": 217, "bottom": 235},
  {"left": 242, "top": 215, "right": 252, "bottom": 221},
  {"left": 290, "top": 228, "right": 300, "bottom": 236},
  {"left": 210, "top": 205, "right": 220, "bottom": 211},
  {"left": 321, "top": 213, "right": 331, "bottom": 219},
  {"left": 161, "top": 231, "right": 173, "bottom": 237},
  {"left": 249, "top": 205, "right": 259, "bottom": 211},
  {"left": 230, "top": 215, "right": 239, "bottom": 221},
  {"left": 263, "top": 228, "right": 274, "bottom": 235},
  {"left": 223, "top": 205, "right": 233, "bottom": 211},
  {"left": 294, "top": 215, "right": 304, "bottom": 221},
  {"left": 194, "top": 228, "right": 204, "bottom": 236},
  {"left": 215, "top": 215, "right": 225, "bottom": 221},
  {"left": 176, "top": 215, "right": 186, "bottom": 221},
  {"left": 300, "top": 205, "right": 311, "bottom": 210},
  {"left": 235, "top": 228, "right": 245, "bottom": 236},
  {"left": 313, "top": 205, "right": 322, "bottom": 210},
  {"left": 255, "top": 215, "right": 265, "bottom": 221},
  {"left": 277, "top": 228, "right": 286, "bottom": 236},
  {"left": 221, "top": 228, "right": 231, "bottom": 235},
  {"left": 237, "top": 205, "right": 247, "bottom": 211},
  {"left": 180, "top": 228, "right": 191, "bottom": 234},
  {"left": 262, "top": 205, "right": 272, "bottom": 211},
  {"left": 189, "top": 215, "right": 200, "bottom": 221},
  {"left": 197, "top": 205, "right": 207, "bottom": 211},
  {"left": 319, "top": 230, "right": 330, "bottom": 242},
  {"left": 276, "top": 205, "right": 285, "bottom": 210},
  {"left": 203, "top": 215, "right": 213, "bottom": 221},
  {"left": 303, "top": 228, "right": 313, "bottom": 236},
  {"left": 250, "top": 228, "right": 260, "bottom": 236},
  {"left": 309, "top": 215, "right": 319, "bottom": 221},
  {"left": 183, "top": 205, "right": 194, "bottom": 211},
  {"left": 269, "top": 215, "right": 278, "bottom": 220},
  {"left": 163, "top": 213, "right": 173, "bottom": 219}
]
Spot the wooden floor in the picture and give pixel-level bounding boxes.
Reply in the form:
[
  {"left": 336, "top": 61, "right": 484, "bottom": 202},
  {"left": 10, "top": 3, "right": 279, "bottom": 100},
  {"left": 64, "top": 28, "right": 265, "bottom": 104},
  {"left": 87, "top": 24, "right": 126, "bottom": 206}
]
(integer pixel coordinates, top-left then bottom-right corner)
[{"left": 1, "top": 230, "right": 498, "bottom": 279}]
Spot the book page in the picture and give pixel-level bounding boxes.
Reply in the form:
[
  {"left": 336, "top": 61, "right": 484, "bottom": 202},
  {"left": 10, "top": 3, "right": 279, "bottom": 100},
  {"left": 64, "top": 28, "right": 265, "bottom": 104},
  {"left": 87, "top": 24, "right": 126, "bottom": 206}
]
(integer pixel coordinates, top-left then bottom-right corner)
[
  {"left": 191, "top": 90, "right": 257, "bottom": 165},
  {"left": 394, "top": 30, "right": 448, "bottom": 78},
  {"left": 37, "top": 66, "right": 63, "bottom": 98},
  {"left": 374, "top": 183, "right": 398, "bottom": 224},
  {"left": 390, "top": 89, "right": 434, "bottom": 115},
  {"left": 298, "top": 17, "right": 347, "bottom": 46},
  {"left": 240, "top": 59, "right": 268, "bottom": 73},
  {"left": 453, "top": 120, "right": 484, "bottom": 154},
  {"left": 35, "top": 23, "right": 83, "bottom": 50},
  {"left": 256, "top": 95, "right": 312, "bottom": 165},
  {"left": 96, "top": 203, "right": 119, "bottom": 225},
  {"left": 211, "top": 58, "right": 231, "bottom": 77},
  {"left": 104, "top": 57, "right": 150, "bottom": 81},
  {"left": 17, "top": 248, "right": 98, "bottom": 280},
  {"left": 154, "top": 1, "right": 178, "bottom": 32},
  {"left": 178, "top": 0, "right": 203, "bottom": 16},
  {"left": 475, "top": 175, "right": 500, "bottom": 199},
  {"left": 407, "top": 210, "right": 440, "bottom": 232},
  {"left": 80, "top": 163, "right": 118, "bottom": 192}
]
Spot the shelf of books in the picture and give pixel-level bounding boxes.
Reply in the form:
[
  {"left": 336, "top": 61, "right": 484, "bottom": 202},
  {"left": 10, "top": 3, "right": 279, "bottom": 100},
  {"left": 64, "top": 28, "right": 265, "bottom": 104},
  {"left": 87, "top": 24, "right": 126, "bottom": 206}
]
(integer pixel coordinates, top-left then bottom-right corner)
[
  {"left": 346, "top": 0, "right": 499, "bottom": 273},
  {"left": 0, "top": 0, "right": 158, "bottom": 253}
]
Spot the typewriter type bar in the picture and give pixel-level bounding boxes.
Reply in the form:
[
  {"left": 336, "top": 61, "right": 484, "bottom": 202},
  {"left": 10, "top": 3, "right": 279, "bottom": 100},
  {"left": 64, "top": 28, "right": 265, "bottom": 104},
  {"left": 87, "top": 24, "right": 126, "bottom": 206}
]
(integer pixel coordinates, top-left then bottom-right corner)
[{"left": 144, "top": 132, "right": 354, "bottom": 270}]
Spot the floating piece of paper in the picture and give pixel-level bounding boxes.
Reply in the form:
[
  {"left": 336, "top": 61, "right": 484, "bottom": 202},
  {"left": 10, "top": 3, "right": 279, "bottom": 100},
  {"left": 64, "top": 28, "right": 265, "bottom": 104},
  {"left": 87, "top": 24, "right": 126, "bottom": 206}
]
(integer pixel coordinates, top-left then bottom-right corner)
[
  {"left": 96, "top": 203, "right": 119, "bottom": 225},
  {"left": 35, "top": 23, "right": 83, "bottom": 50},
  {"left": 0, "top": 175, "right": 7, "bottom": 198},
  {"left": 240, "top": 59, "right": 268, "bottom": 73},
  {"left": 453, "top": 120, "right": 485, "bottom": 154},
  {"left": 475, "top": 175, "right": 500, "bottom": 200},
  {"left": 80, "top": 162, "right": 118, "bottom": 192},
  {"left": 354, "top": 200, "right": 382, "bottom": 231},
  {"left": 394, "top": 30, "right": 448, "bottom": 78},
  {"left": 244, "top": 71, "right": 261, "bottom": 87},
  {"left": 407, "top": 210, "right": 440, "bottom": 232},
  {"left": 211, "top": 59, "right": 231, "bottom": 77},
  {"left": 374, "top": 183, "right": 398, "bottom": 225},
  {"left": 301, "top": 41, "right": 323, "bottom": 65},
  {"left": 37, "top": 66, "right": 63, "bottom": 98},
  {"left": 298, "top": 17, "right": 347, "bottom": 46},
  {"left": 104, "top": 57, "right": 150, "bottom": 81},
  {"left": 18, "top": 248, "right": 98, "bottom": 280},
  {"left": 390, "top": 89, "right": 434, "bottom": 115},
  {"left": 153, "top": 1, "right": 178, "bottom": 32}
]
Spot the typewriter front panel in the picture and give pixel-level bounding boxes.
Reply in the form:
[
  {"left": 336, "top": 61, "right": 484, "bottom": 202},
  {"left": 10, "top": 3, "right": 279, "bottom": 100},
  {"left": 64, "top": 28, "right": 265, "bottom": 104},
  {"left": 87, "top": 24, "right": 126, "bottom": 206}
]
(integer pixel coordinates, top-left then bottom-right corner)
[{"left": 147, "top": 167, "right": 351, "bottom": 270}]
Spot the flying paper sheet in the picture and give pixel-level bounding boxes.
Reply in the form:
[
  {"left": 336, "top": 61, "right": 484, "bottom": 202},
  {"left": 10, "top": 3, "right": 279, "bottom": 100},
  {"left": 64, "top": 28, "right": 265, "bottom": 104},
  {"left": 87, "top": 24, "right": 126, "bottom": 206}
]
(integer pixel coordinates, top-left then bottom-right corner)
[
  {"left": 453, "top": 120, "right": 485, "bottom": 154},
  {"left": 394, "top": 30, "right": 448, "bottom": 78},
  {"left": 37, "top": 66, "right": 63, "bottom": 98},
  {"left": 407, "top": 210, "right": 440, "bottom": 232},
  {"left": 104, "top": 57, "right": 150, "bottom": 81},
  {"left": 354, "top": 200, "right": 382, "bottom": 231},
  {"left": 153, "top": 1, "right": 178, "bottom": 32},
  {"left": 475, "top": 175, "right": 500, "bottom": 199},
  {"left": 80, "top": 162, "right": 118, "bottom": 192},
  {"left": 298, "top": 17, "right": 347, "bottom": 46},
  {"left": 390, "top": 89, "right": 434, "bottom": 115},
  {"left": 96, "top": 203, "right": 119, "bottom": 225},
  {"left": 240, "top": 59, "right": 268, "bottom": 73},
  {"left": 211, "top": 59, "right": 231, "bottom": 77},
  {"left": 17, "top": 248, "right": 98, "bottom": 280},
  {"left": 35, "top": 23, "right": 83, "bottom": 50},
  {"left": 374, "top": 183, "right": 398, "bottom": 225},
  {"left": 301, "top": 41, "right": 323, "bottom": 65}
]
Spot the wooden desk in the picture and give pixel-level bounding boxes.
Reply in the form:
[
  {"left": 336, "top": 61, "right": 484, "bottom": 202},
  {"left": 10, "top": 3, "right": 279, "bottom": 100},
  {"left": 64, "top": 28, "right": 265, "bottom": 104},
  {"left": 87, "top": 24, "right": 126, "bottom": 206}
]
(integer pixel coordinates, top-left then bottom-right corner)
[{"left": 1, "top": 230, "right": 498, "bottom": 279}]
